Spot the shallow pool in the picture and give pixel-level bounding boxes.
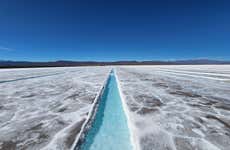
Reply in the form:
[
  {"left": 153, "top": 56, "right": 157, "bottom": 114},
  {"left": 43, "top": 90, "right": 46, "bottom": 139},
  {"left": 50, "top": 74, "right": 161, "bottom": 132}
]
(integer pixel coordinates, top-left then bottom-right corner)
[{"left": 80, "top": 70, "right": 132, "bottom": 150}]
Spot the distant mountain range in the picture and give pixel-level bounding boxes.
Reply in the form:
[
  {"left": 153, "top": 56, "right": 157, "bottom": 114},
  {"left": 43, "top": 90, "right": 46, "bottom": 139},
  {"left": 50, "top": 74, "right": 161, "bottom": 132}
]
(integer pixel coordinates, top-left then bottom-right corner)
[{"left": 0, "top": 59, "right": 230, "bottom": 68}]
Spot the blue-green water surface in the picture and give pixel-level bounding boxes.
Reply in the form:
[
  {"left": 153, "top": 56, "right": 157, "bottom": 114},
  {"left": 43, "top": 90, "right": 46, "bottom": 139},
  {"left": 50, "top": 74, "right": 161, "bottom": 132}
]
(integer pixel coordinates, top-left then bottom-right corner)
[{"left": 80, "top": 71, "right": 132, "bottom": 150}]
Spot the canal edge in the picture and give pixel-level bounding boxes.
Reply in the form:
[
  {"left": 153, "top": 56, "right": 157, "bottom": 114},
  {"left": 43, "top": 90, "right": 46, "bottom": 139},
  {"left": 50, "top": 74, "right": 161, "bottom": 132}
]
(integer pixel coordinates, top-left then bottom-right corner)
[
  {"left": 114, "top": 68, "right": 140, "bottom": 150},
  {"left": 70, "top": 69, "right": 111, "bottom": 150}
]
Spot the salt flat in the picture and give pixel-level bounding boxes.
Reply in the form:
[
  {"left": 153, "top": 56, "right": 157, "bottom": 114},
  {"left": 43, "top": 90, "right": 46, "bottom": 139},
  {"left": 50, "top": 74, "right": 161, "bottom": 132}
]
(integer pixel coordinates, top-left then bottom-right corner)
[
  {"left": 0, "top": 67, "right": 110, "bottom": 150},
  {"left": 1, "top": 65, "right": 230, "bottom": 150},
  {"left": 116, "top": 65, "right": 230, "bottom": 150}
]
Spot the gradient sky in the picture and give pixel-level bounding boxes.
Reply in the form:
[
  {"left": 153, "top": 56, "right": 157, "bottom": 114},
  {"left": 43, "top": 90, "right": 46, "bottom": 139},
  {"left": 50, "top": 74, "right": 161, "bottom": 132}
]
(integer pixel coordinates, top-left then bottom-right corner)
[{"left": 0, "top": 0, "right": 229, "bottom": 61}]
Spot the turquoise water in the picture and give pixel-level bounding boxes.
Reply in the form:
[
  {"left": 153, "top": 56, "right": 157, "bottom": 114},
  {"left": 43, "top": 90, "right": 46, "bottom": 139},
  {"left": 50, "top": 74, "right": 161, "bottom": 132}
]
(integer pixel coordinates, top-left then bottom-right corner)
[{"left": 80, "top": 71, "right": 132, "bottom": 150}]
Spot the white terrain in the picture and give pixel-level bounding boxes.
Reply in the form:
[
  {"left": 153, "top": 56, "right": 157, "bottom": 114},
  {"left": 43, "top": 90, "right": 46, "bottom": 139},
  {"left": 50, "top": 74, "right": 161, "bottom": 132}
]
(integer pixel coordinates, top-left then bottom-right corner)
[
  {"left": 0, "top": 65, "right": 230, "bottom": 150},
  {"left": 0, "top": 67, "right": 110, "bottom": 150},
  {"left": 116, "top": 65, "right": 230, "bottom": 150}
]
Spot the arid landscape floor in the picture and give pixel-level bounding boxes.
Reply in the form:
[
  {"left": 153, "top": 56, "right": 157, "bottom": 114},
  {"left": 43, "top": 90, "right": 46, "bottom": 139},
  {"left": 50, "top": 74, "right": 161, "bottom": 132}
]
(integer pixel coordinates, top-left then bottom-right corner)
[
  {"left": 0, "top": 67, "right": 110, "bottom": 150},
  {"left": 0, "top": 65, "right": 230, "bottom": 150},
  {"left": 116, "top": 65, "right": 230, "bottom": 150}
]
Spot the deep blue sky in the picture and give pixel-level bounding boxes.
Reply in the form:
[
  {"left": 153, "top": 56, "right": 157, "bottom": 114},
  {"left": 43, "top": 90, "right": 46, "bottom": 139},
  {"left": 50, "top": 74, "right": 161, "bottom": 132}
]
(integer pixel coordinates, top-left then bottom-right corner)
[{"left": 0, "top": 0, "right": 229, "bottom": 61}]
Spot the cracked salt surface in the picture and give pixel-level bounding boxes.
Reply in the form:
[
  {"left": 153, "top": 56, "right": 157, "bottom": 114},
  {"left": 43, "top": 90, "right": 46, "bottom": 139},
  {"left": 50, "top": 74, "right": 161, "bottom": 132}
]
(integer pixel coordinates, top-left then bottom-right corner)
[
  {"left": 1, "top": 65, "right": 230, "bottom": 150},
  {"left": 0, "top": 67, "right": 110, "bottom": 150},
  {"left": 116, "top": 65, "right": 230, "bottom": 150}
]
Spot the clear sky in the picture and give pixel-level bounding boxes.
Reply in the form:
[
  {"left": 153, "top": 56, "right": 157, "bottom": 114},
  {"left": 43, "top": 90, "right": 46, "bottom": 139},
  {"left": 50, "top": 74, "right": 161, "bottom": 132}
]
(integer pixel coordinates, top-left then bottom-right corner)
[{"left": 0, "top": 0, "right": 229, "bottom": 61}]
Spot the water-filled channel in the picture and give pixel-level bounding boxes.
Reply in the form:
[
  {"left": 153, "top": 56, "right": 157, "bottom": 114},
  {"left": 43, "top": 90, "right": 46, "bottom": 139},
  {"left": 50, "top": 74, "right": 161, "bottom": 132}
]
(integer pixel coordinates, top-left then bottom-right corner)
[{"left": 80, "top": 70, "right": 132, "bottom": 150}]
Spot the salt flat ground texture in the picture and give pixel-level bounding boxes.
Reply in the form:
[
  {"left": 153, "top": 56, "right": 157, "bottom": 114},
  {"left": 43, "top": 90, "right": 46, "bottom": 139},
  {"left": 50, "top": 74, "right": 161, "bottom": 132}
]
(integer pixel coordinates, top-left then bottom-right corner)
[
  {"left": 0, "top": 67, "right": 110, "bottom": 150},
  {"left": 116, "top": 65, "right": 230, "bottom": 150}
]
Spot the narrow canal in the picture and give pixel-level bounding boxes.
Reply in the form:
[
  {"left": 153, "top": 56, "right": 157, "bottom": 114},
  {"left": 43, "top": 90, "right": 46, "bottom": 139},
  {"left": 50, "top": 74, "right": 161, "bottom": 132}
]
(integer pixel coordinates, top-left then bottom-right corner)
[{"left": 80, "top": 70, "right": 133, "bottom": 150}]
